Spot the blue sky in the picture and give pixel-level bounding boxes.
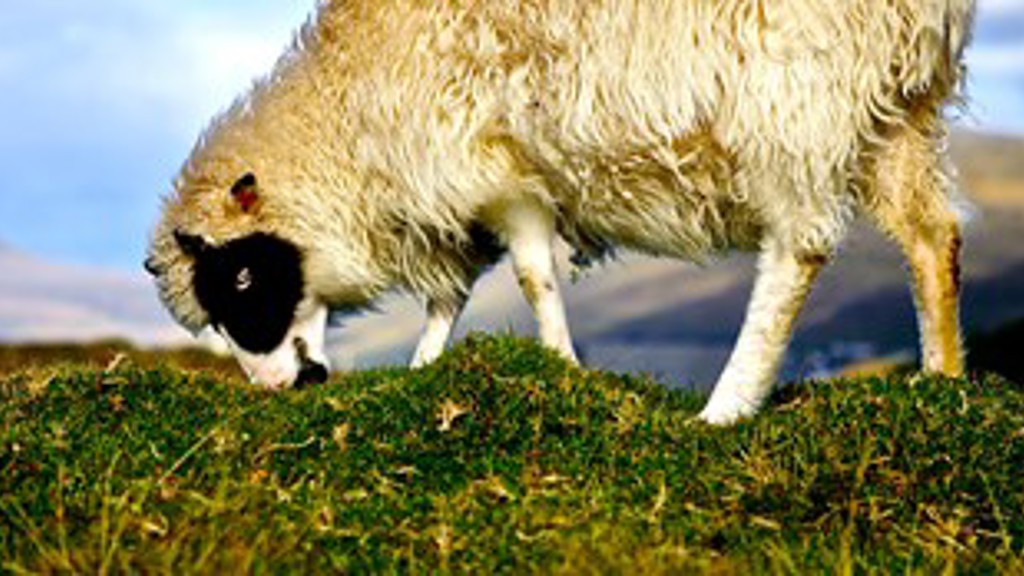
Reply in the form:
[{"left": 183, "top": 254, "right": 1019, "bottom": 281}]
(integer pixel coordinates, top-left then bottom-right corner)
[{"left": 0, "top": 0, "right": 1022, "bottom": 271}]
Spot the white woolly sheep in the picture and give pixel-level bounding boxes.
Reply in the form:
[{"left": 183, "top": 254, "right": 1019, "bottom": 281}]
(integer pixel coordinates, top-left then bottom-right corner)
[{"left": 146, "top": 0, "right": 976, "bottom": 423}]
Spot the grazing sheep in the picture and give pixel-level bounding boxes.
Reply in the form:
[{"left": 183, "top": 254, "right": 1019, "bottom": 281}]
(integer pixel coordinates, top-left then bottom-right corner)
[{"left": 146, "top": 0, "right": 976, "bottom": 423}]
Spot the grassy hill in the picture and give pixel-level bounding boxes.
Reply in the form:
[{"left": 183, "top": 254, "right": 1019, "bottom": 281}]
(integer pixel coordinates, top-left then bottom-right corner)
[{"left": 2, "top": 335, "right": 1023, "bottom": 573}]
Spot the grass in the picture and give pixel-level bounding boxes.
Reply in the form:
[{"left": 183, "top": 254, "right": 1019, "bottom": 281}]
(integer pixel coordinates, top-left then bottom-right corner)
[
  {"left": 2, "top": 334, "right": 1023, "bottom": 574},
  {"left": 0, "top": 339, "right": 241, "bottom": 380}
]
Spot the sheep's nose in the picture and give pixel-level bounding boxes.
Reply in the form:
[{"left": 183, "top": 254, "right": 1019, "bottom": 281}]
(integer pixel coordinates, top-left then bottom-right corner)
[{"left": 294, "top": 361, "right": 328, "bottom": 389}]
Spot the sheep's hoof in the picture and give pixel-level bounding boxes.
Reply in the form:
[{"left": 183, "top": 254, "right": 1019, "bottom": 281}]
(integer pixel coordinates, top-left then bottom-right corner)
[{"left": 695, "top": 395, "right": 759, "bottom": 426}]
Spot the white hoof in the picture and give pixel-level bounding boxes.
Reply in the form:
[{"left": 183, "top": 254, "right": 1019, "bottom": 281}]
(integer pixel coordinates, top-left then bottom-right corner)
[
  {"left": 409, "top": 353, "right": 435, "bottom": 369},
  {"left": 696, "top": 394, "right": 759, "bottom": 426},
  {"left": 558, "top": 347, "right": 579, "bottom": 366}
]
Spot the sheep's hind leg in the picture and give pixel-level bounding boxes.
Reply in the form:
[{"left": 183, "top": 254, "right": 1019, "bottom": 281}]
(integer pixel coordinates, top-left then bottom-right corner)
[
  {"left": 410, "top": 295, "right": 467, "bottom": 368},
  {"left": 903, "top": 224, "right": 963, "bottom": 376},
  {"left": 698, "top": 241, "right": 827, "bottom": 425},
  {"left": 493, "top": 200, "right": 578, "bottom": 363},
  {"left": 862, "top": 123, "right": 964, "bottom": 376}
]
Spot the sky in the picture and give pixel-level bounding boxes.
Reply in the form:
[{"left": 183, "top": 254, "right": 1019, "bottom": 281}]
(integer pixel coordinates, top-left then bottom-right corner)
[{"left": 0, "top": 0, "right": 1022, "bottom": 271}]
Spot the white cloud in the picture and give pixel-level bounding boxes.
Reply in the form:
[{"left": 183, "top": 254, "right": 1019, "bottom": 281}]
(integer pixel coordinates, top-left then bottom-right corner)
[
  {"left": 171, "top": 2, "right": 313, "bottom": 122},
  {"left": 978, "top": 0, "right": 1024, "bottom": 17},
  {"left": 169, "top": 15, "right": 302, "bottom": 127},
  {"left": 0, "top": 1, "right": 312, "bottom": 138},
  {"left": 967, "top": 42, "right": 1024, "bottom": 76}
]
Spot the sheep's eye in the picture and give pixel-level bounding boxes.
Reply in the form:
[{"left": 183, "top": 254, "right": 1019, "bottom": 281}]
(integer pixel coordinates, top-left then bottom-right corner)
[{"left": 236, "top": 267, "right": 253, "bottom": 292}]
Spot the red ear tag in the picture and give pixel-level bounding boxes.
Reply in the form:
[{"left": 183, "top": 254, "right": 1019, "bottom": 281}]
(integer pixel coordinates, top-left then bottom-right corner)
[
  {"left": 230, "top": 172, "right": 260, "bottom": 213},
  {"left": 234, "top": 188, "right": 259, "bottom": 212}
]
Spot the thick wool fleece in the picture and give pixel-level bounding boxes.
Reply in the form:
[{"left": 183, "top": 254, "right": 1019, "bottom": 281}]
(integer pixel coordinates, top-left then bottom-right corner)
[{"left": 149, "top": 0, "right": 974, "bottom": 333}]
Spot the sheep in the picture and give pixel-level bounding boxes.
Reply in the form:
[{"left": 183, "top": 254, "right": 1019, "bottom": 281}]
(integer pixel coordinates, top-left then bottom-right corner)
[{"left": 146, "top": 0, "right": 976, "bottom": 423}]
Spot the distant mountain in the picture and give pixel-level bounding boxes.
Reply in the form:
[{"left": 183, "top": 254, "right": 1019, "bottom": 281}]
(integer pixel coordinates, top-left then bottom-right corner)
[
  {"left": 0, "top": 247, "right": 188, "bottom": 346},
  {"left": 2, "top": 130, "right": 1023, "bottom": 386}
]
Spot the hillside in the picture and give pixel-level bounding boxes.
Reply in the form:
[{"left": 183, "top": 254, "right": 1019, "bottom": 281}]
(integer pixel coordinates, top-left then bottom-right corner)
[
  {"left": 950, "top": 131, "right": 1024, "bottom": 205},
  {"left": 2, "top": 336, "right": 1023, "bottom": 573},
  {"left": 0, "top": 246, "right": 187, "bottom": 346}
]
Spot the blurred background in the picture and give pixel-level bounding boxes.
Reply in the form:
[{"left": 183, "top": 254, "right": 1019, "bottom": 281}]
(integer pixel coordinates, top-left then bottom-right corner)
[{"left": 1, "top": 0, "right": 1022, "bottom": 385}]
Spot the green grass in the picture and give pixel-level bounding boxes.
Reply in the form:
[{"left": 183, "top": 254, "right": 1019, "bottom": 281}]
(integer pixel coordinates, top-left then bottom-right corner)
[{"left": 2, "top": 335, "right": 1023, "bottom": 574}]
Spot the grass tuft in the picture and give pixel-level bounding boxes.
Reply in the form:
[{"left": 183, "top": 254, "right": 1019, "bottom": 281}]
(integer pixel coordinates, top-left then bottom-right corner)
[{"left": 2, "top": 334, "right": 1023, "bottom": 573}]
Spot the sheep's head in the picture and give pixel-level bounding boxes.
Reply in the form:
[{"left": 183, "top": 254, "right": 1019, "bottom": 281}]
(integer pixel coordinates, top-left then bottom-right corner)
[{"left": 146, "top": 172, "right": 330, "bottom": 389}]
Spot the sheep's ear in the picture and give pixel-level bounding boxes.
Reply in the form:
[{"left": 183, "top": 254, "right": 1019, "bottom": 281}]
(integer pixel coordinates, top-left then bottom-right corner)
[
  {"left": 230, "top": 172, "right": 260, "bottom": 213},
  {"left": 174, "top": 230, "right": 210, "bottom": 258}
]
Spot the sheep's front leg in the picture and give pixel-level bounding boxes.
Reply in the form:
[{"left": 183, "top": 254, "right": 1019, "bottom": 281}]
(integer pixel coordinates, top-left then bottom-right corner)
[
  {"left": 495, "top": 200, "right": 578, "bottom": 363},
  {"left": 410, "top": 296, "right": 466, "bottom": 368},
  {"left": 698, "top": 241, "right": 827, "bottom": 425}
]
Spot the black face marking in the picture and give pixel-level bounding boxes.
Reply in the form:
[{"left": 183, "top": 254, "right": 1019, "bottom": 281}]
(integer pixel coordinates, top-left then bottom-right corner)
[
  {"left": 293, "top": 337, "right": 328, "bottom": 389},
  {"left": 144, "top": 256, "right": 161, "bottom": 277},
  {"left": 175, "top": 230, "right": 210, "bottom": 258},
  {"left": 295, "top": 361, "right": 328, "bottom": 389},
  {"left": 190, "top": 233, "right": 304, "bottom": 354}
]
